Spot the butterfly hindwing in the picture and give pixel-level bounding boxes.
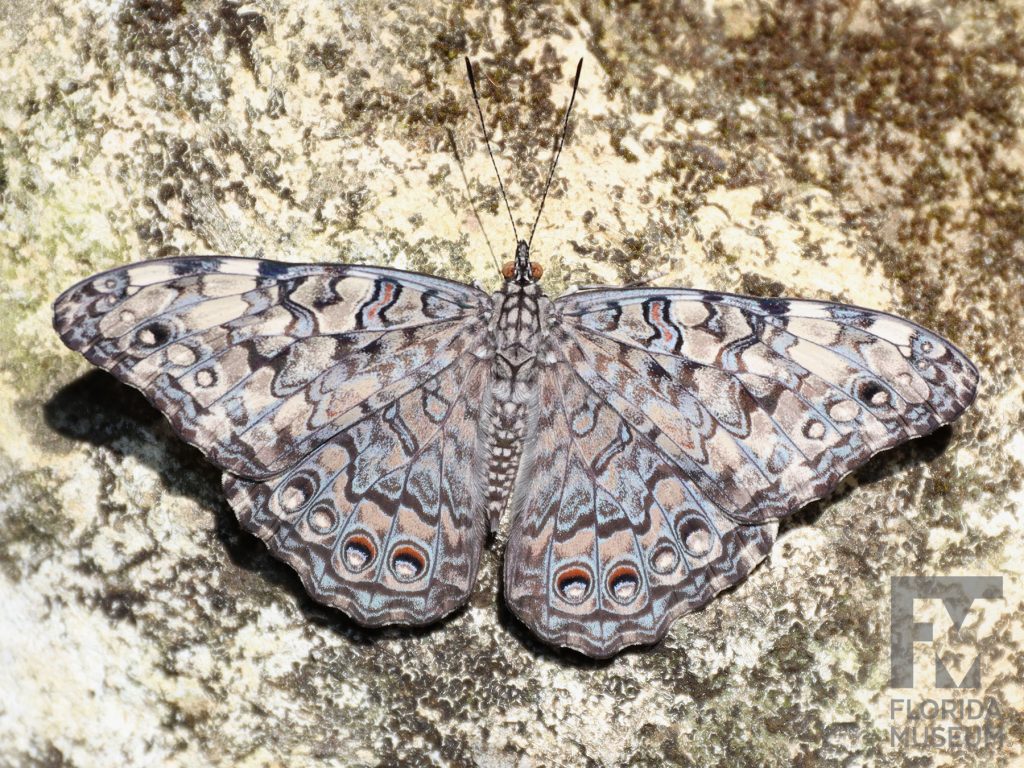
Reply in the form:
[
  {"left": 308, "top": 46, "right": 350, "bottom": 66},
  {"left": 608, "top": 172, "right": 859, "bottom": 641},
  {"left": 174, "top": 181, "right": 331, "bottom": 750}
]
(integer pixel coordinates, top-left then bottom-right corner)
[
  {"left": 504, "top": 355, "right": 778, "bottom": 657},
  {"left": 224, "top": 349, "right": 491, "bottom": 625}
]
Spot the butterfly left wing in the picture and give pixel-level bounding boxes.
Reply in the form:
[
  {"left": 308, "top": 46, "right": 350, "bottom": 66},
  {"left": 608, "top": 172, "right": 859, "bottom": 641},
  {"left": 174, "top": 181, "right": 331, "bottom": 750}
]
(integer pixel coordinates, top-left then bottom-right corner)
[
  {"left": 55, "top": 256, "right": 494, "bottom": 625},
  {"left": 504, "top": 288, "right": 977, "bottom": 656}
]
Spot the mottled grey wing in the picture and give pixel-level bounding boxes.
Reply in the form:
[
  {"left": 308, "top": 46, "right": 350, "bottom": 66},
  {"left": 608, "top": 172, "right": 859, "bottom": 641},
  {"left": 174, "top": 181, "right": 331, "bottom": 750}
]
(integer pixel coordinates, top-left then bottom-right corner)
[
  {"left": 504, "top": 288, "right": 978, "bottom": 657},
  {"left": 54, "top": 256, "right": 493, "bottom": 624}
]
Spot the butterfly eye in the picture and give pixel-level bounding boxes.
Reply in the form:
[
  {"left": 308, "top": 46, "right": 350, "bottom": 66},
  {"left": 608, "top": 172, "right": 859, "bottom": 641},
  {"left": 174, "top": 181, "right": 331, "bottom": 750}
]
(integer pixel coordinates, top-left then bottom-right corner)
[
  {"left": 606, "top": 565, "right": 641, "bottom": 604},
  {"left": 501, "top": 261, "right": 515, "bottom": 280},
  {"left": 530, "top": 263, "right": 544, "bottom": 280},
  {"left": 555, "top": 566, "right": 593, "bottom": 604},
  {"left": 390, "top": 544, "right": 428, "bottom": 582},
  {"left": 342, "top": 534, "right": 376, "bottom": 572}
]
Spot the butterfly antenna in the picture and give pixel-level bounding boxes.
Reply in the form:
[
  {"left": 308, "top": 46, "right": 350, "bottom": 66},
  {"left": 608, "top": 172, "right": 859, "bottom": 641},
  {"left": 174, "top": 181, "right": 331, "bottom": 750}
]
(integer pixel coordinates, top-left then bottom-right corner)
[
  {"left": 465, "top": 57, "right": 519, "bottom": 243},
  {"left": 446, "top": 128, "right": 502, "bottom": 276},
  {"left": 527, "top": 58, "right": 583, "bottom": 251}
]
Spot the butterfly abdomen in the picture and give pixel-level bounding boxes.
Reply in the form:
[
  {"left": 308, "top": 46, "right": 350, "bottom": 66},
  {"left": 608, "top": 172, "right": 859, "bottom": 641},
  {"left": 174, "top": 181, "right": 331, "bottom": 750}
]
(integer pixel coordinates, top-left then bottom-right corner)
[{"left": 483, "top": 402, "right": 528, "bottom": 530}]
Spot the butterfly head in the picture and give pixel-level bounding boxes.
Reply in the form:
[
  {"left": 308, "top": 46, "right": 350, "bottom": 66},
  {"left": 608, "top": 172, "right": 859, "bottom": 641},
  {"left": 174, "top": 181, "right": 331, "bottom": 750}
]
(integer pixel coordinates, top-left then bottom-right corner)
[{"left": 502, "top": 239, "right": 543, "bottom": 285}]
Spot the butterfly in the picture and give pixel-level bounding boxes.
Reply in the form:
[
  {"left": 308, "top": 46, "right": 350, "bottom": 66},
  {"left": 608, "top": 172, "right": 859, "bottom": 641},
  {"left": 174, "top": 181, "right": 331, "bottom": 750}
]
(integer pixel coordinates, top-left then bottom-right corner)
[{"left": 52, "top": 59, "right": 978, "bottom": 658}]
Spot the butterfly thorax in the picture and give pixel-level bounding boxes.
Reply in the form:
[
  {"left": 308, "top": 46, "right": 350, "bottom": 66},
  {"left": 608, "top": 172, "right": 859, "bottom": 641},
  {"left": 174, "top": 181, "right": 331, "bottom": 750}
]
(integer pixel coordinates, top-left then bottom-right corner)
[{"left": 481, "top": 251, "right": 551, "bottom": 531}]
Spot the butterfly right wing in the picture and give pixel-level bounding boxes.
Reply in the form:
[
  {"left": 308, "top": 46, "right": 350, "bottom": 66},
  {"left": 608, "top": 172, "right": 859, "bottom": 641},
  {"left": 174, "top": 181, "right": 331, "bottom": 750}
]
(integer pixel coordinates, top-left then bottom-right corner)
[{"left": 504, "top": 286, "right": 977, "bottom": 656}]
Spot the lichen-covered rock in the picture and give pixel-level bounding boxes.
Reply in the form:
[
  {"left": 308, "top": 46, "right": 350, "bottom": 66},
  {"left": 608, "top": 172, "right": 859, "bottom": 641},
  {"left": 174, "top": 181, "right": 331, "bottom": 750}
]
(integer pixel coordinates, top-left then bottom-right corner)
[{"left": 1, "top": 1, "right": 1021, "bottom": 766}]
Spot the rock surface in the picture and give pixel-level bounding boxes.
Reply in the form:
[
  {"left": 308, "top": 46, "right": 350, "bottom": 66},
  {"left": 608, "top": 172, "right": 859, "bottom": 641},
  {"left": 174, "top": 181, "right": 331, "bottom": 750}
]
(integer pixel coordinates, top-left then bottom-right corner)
[{"left": 1, "top": 1, "right": 1021, "bottom": 766}]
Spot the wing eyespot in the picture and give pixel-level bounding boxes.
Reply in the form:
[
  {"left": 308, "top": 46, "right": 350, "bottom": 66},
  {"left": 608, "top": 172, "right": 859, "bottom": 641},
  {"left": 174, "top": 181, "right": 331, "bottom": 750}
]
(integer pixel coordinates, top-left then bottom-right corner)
[
  {"left": 390, "top": 544, "right": 428, "bottom": 582},
  {"left": 678, "top": 515, "right": 714, "bottom": 557},
  {"left": 554, "top": 565, "right": 594, "bottom": 604},
  {"left": 194, "top": 367, "right": 218, "bottom": 387},
  {"left": 606, "top": 564, "right": 642, "bottom": 604},
  {"left": 135, "top": 322, "right": 171, "bottom": 348},
  {"left": 306, "top": 501, "right": 339, "bottom": 535},
  {"left": 802, "top": 419, "right": 826, "bottom": 439},
  {"left": 341, "top": 533, "right": 377, "bottom": 573},
  {"left": 649, "top": 542, "right": 680, "bottom": 574},
  {"left": 858, "top": 380, "right": 891, "bottom": 408},
  {"left": 277, "top": 470, "right": 320, "bottom": 513}
]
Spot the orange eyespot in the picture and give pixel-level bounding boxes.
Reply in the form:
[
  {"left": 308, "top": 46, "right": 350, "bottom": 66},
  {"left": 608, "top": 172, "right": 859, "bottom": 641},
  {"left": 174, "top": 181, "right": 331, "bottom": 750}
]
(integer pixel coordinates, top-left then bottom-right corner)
[
  {"left": 501, "top": 261, "right": 515, "bottom": 280},
  {"left": 530, "top": 263, "right": 544, "bottom": 280}
]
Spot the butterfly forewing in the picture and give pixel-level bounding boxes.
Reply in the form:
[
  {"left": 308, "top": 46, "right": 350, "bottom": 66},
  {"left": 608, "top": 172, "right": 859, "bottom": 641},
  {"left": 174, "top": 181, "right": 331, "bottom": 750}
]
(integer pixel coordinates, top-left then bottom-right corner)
[
  {"left": 556, "top": 288, "right": 978, "bottom": 523},
  {"left": 53, "top": 257, "right": 491, "bottom": 478}
]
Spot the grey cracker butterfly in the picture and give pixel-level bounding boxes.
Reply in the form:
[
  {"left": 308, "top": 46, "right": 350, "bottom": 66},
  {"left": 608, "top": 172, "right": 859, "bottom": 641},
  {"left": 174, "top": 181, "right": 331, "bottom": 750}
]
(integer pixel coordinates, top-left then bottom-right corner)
[{"left": 52, "top": 59, "right": 978, "bottom": 658}]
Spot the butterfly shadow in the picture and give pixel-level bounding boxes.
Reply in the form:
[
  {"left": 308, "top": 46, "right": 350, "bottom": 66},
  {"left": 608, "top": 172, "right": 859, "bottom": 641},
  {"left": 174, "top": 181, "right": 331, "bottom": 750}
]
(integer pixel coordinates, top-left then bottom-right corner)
[
  {"left": 43, "top": 370, "right": 466, "bottom": 648},
  {"left": 777, "top": 424, "right": 955, "bottom": 534}
]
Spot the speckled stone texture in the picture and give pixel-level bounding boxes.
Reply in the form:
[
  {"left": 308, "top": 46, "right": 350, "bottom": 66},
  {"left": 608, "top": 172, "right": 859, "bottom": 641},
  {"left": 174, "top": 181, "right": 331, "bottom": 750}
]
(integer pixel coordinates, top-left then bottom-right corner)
[{"left": 1, "top": 1, "right": 1021, "bottom": 766}]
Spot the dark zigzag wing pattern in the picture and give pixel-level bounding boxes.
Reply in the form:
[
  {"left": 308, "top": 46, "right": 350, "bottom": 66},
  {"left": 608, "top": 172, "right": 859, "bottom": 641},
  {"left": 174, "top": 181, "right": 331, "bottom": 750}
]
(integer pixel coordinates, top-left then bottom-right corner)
[{"left": 502, "top": 288, "right": 977, "bottom": 657}]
